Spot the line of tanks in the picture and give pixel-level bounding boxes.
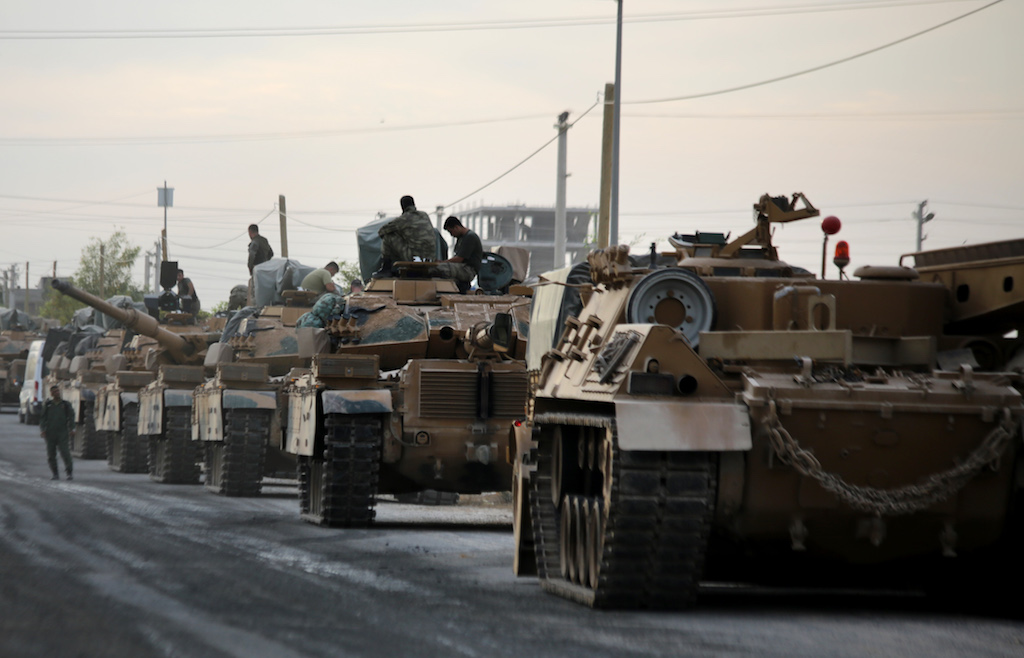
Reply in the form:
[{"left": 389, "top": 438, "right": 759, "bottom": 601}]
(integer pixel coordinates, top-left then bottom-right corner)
[
  {"left": 37, "top": 194, "right": 1024, "bottom": 612},
  {"left": 44, "top": 258, "right": 532, "bottom": 525}
]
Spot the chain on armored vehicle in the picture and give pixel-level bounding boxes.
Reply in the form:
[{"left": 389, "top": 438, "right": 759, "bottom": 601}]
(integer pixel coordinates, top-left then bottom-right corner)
[{"left": 511, "top": 193, "right": 1024, "bottom": 609}]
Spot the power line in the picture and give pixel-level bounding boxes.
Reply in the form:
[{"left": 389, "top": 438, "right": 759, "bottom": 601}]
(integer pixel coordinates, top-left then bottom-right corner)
[
  {"left": 627, "top": 0, "right": 1004, "bottom": 105},
  {"left": 0, "top": 1, "right": 979, "bottom": 40},
  {"left": 444, "top": 98, "right": 602, "bottom": 209}
]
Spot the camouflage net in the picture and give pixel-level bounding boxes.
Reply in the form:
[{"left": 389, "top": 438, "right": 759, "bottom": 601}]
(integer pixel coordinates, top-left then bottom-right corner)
[{"left": 295, "top": 294, "right": 345, "bottom": 328}]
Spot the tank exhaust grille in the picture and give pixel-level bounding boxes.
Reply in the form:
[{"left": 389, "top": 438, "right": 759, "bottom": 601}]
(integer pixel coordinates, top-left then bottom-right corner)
[
  {"left": 419, "top": 369, "right": 528, "bottom": 418},
  {"left": 491, "top": 371, "right": 529, "bottom": 418},
  {"left": 420, "top": 371, "right": 476, "bottom": 417}
]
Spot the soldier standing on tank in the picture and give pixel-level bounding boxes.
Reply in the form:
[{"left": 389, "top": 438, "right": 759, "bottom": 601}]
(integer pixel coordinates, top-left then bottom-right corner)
[
  {"left": 40, "top": 385, "right": 74, "bottom": 481},
  {"left": 247, "top": 224, "right": 274, "bottom": 274},
  {"left": 375, "top": 195, "right": 436, "bottom": 276},
  {"left": 247, "top": 224, "right": 275, "bottom": 304}
]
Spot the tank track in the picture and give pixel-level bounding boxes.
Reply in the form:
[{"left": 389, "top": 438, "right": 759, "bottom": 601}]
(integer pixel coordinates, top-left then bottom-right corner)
[
  {"left": 107, "top": 401, "right": 148, "bottom": 473},
  {"left": 530, "top": 416, "right": 716, "bottom": 609},
  {"left": 204, "top": 408, "right": 270, "bottom": 497},
  {"left": 72, "top": 403, "right": 106, "bottom": 460},
  {"left": 299, "top": 414, "right": 381, "bottom": 527},
  {"left": 148, "top": 407, "right": 201, "bottom": 484}
]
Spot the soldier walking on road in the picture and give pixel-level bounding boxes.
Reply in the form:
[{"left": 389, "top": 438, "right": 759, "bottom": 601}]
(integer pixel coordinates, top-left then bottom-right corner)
[
  {"left": 40, "top": 385, "right": 74, "bottom": 481},
  {"left": 376, "top": 195, "right": 436, "bottom": 276}
]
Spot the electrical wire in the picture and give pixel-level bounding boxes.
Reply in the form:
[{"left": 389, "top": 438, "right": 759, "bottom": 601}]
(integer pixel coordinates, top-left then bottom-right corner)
[
  {"left": 627, "top": 0, "right": 1004, "bottom": 104},
  {"left": 0, "top": 1, "right": 980, "bottom": 40},
  {"left": 443, "top": 99, "right": 601, "bottom": 210}
]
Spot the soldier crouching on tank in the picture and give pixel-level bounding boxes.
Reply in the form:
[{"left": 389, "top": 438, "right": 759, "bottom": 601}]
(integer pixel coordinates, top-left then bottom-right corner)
[
  {"left": 40, "top": 385, "right": 74, "bottom": 480},
  {"left": 300, "top": 261, "right": 340, "bottom": 297},
  {"left": 375, "top": 195, "right": 436, "bottom": 277},
  {"left": 430, "top": 216, "right": 482, "bottom": 293}
]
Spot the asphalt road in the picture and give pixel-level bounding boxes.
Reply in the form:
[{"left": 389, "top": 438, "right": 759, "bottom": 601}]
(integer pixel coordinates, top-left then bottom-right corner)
[{"left": 1, "top": 412, "right": 1022, "bottom": 658}]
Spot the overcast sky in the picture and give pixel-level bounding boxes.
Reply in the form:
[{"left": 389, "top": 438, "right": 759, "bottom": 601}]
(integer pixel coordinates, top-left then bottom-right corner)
[{"left": 1, "top": 0, "right": 1021, "bottom": 307}]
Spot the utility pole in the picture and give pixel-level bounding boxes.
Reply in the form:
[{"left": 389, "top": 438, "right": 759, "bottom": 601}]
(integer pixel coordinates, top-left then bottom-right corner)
[
  {"left": 610, "top": 0, "right": 623, "bottom": 246},
  {"left": 24, "top": 262, "right": 29, "bottom": 315},
  {"left": 158, "top": 182, "right": 173, "bottom": 261},
  {"left": 598, "top": 83, "right": 614, "bottom": 249},
  {"left": 144, "top": 251, "right": 152, "bottom": 293},
  {"left": 913, "top": 201, "right": 934, "bottom": 252},
  {"left": 554, "top": 111, "right": 570, "bottom": 270},
  {"left": 99, "top": 245, "right": 105, "bottom": 298},
  {"left": 153, "top": 241, "right": 161, "bottom": 291},
  {"left": 278, "top": 195, "right": 289, "bottom": 258},
  {"left": 436, "top": 205, "right": 445, "bottom": 232}
]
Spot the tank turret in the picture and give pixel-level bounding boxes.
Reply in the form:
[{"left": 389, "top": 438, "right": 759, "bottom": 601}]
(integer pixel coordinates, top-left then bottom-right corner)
[{"left": 52, "top": 279, "right": 204, "bottom": 365}]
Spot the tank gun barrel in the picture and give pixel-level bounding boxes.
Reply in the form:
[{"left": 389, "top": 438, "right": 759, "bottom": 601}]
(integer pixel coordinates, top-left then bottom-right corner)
[{"left": 51, "top": 279, "right": 194, "bottom": 360}]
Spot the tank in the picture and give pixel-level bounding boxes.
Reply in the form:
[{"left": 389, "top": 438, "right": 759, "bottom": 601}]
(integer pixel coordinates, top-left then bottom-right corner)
[
  {"left": 44, "top": 325, "right": 114, "bottom": 459},
  {"left": 191, "top": 288, "right": 317, "bottom": 496},
  {"left": 511, "top": 193, "right": 1024, "bottom": 609},
  {"left": 1, "top": 328, "right": 42, "bottom": 412},
  {"left": 51, "top": 279, "right": 216, "bottom": 479},
  {"left": 283, "top": 272, "right": 531, "bottom": 527}
]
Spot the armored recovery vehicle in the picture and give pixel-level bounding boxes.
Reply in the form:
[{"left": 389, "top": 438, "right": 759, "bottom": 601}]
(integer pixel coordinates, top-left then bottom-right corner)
[
  {"left": 511, "top": 193, "right": 1023, "bottom": 609},
  {"left": 284, "top": 265, "right": 531, "bottom": 526}
]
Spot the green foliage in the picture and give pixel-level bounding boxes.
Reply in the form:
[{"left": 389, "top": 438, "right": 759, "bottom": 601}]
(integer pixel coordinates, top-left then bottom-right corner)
[
  {"left": 40, "top": 279, "right": 85, "bottom": 325},
  {"left": 74, "top": 229, "right": 142, "bottom": 300},
  {"left": 334, "top": 260, "right": 362, "bottom": 291},
  {"left": 207, "top": 301, "right": 229, "bottom": 315}
]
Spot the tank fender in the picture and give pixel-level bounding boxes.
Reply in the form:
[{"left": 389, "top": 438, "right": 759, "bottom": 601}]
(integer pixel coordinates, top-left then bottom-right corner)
[
  {"left": 221, "top": 389, "right": 277, "bottom": 409},
  {"left": 322, "top": 389, "right": 393, "bottom": 415},
  {"left": 614, "top": 398, "right": 751, "bottom": 451},
  {"left": 164, "top": 389, "right": 196, "bottom": 407}
]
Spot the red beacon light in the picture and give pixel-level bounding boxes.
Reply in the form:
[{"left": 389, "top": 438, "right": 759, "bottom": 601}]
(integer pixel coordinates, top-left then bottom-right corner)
[{"left": 834, "top": 241, "right": 850, "bottom": 268}]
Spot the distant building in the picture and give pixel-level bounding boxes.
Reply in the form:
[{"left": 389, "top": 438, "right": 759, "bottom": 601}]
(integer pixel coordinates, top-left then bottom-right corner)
[
  {"left": 453, "top": 204, "right": 597, "bottom": 276},
  {"left": 2, "top": 277, "right": 50, "bottom": 316}
]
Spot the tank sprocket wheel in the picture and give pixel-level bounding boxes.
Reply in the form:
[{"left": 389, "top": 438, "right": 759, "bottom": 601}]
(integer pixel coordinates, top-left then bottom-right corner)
[
  {"left": 204, "top": 408, "right": 271, "bottom": 496},
  {"left": 300, "top": 414, "right": 381, "bottom": 527},
  {"left": 148, "top": 407, "right": 201, "bottom": 484},
  {"left": 108, "top": 401, "right": 148, "bottom": 473},
  {"left": 72, "top": 403, "right": 106, "bottom": 460},
  {"left": 531, "top": 415, "right": 717, "bottom": 609}
]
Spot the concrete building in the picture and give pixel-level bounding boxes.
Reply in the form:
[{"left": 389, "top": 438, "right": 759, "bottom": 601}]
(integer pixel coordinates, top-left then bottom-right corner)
[{"left": 452, "top": 204, "right": 597, "bottom": 276}]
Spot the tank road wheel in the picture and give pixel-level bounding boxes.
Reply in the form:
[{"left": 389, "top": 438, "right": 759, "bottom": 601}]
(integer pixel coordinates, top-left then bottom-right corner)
[
  {"left": 148, "top": 407, "right": 201, "bottom": 484},
  {"left": 108, "top": 401, "right": 148, "bottom": 473},
  {"left": 204, "top": 408, "right": 271, "bottom": 497},
  {"left": 72, "top": 404, "right": 106, "bottom": 460},
  {"left": 530, "top": 416, "right": 717, "bottom": 609},
  {"left": 301, "top": 414, "right": 382, "bottom": 527}
]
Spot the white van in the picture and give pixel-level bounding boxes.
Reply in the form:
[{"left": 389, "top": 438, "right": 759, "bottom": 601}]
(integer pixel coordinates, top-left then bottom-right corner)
[{"left": 19, "top": 339, "right": 47, "bottom": 425}]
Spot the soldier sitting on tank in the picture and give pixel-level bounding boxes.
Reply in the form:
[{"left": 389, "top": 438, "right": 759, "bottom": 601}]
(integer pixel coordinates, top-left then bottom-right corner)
[
  {"left": 176, "top": 269, "right": 200, "bottom": 317},
  {"left": 375, "top": 195, "right": 436, "bottom": 277},
  {"left": 430, "top": 216, "right": 482, "bottom": 293},
  {"left": 300, "top": 261, "right": 340, "bottom": 297}
]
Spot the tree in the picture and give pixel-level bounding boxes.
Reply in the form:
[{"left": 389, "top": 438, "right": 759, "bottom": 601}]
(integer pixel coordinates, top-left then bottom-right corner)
[
  {"left": 74, "top": 230, "right": 142, "bottom": 300},
  {"left": 334, "top": 260, "right": 362, "bottom": 291},
  {"left": 39, "top": 230, "right": 142, "bottom": 325}
]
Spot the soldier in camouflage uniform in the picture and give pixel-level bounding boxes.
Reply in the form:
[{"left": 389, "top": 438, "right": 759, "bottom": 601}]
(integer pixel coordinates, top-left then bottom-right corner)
[
  {"left": 376, "top": 195, "right": 436, "bottom": 275},
  {"left": 40, "top": 385, "right": 74, "bottom": 480}
]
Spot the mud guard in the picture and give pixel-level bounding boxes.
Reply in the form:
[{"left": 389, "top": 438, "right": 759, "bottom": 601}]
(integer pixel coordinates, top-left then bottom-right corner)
[{"left": 613, "top": 398, "right": 751, "bottom": 451}]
